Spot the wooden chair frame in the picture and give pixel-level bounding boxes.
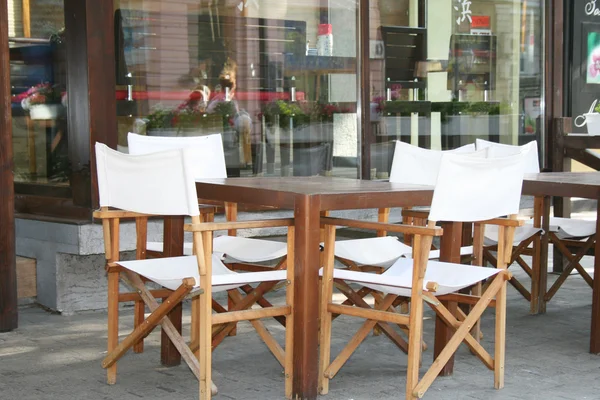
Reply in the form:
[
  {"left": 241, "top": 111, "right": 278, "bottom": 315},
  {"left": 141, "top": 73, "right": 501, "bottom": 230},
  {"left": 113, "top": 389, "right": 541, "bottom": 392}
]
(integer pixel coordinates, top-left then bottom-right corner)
[
  {"left": 94, "top": 208, "right": 295, "bottom": 400},
  {"left": 544, "top": 232, "right": 596, "bottom": 302},
  {"left": 403, "top": 204, "right": 541, "bottom": 312},
  {"left": 318, "top": 216, "right": 519, "bottom": 399}
]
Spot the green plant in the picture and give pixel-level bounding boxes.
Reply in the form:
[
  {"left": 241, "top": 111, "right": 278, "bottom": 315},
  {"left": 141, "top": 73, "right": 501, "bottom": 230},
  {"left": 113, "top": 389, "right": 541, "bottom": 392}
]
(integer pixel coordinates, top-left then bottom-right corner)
[
  {"left": 595, "top": 103, "right": 600, "bottom": 113},
  {"left": 261, "top": 100, "right": 348, "bottom": 127}
]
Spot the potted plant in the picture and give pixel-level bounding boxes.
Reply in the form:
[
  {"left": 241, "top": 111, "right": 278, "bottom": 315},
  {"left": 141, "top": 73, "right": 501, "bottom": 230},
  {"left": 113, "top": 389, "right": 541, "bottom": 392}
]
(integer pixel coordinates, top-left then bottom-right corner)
[
  {"left": 144, "top": 91, "right": 222, "bottom": 136},
  {"left": 21, "top": 83, "right": 65, "bottom": 120}
]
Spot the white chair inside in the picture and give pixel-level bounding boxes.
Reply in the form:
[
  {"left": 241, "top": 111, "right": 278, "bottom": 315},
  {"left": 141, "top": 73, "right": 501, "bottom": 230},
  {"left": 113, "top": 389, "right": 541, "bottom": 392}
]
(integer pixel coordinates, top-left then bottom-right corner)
[{"left": 127, "top": 132, "right": 287, "bottom": 264}]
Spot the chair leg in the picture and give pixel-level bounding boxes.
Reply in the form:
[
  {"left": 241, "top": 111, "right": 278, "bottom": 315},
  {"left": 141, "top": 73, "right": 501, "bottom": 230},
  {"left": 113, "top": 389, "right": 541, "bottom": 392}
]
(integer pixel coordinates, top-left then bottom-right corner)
[
  {"left": 133, "top": 300, "right": 145, "bottom": 353},
  {"left": 319, "top": 225, "right": 336, "bottom": 395},
  {"left": 191, "top": 295, "right": 200, "bottom": 359},
  {"left": 373, "top": 292, "right": 382, "bottom": 336},
  {"left": 406, "top": 297, "right": 424, "bottom": 400},
  {"left": 107, "top": 269, "right": 119, "bottom": 384},
  {"left": 227, "top": 290, "right": 238, "bottom": 336},
  {"left": 199, "top": 290, "right": 212, "bottom": 400},
  {"left": 494, "top": 281, "right": 507, "bottom": 389}
]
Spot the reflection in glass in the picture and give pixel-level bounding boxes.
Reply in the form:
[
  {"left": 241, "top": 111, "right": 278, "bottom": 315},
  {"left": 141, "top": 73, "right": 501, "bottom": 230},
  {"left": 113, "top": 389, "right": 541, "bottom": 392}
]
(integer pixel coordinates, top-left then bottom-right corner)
[
  {"left": 9, "top": 1, "right": 69, "bottom": 186},
  {"left": 370, "top": 0, "right": 544, "bottom": 178},
  {"left": 114, "top": 0, "right": 359, "bottom": 178}
]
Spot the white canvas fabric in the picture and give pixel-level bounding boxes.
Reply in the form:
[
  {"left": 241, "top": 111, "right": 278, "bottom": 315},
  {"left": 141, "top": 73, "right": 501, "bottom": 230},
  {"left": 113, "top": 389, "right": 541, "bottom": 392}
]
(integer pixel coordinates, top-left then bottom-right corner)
[
  {"left": 211, "top": 235, "right": 287, "bottom": 262},
  {"left": 146, "top": 235, "right": 287, "bottom": 262},
  {"left": 127, "top": 134, "right": 288, "bottom": 263},
  {"left": 321, "top": 258, "right": 500, "bottom": 297},
  {"left": 389, "top": 141, "right": 487, "bottom": 185},
  {"left": 334, "top": 237, "right": 413, "bottom": 267},
  {"left": 332, "top": 237, "right": 473, "bottom": 265},
  {"left": 127, "top": 132, "right": 227, "bottom": 179},
  {"left": 427, "top": 245, "right": 474, "bottom": 260},
  {"left": 95, "top": 143, "right": 199, "bottom": 216},
  {"left": 117, "top": 254, "right": 287, "bottom": 292},
  {"left": 483, "top": 225, "right": 542, "bottom": 246},
  {"left": 428, "top": 150, "right": 529, "bottom": 222},
  {"left": 525, "top": 217, "right": 596, "bottom": 239},
  {"left": 476, "top": 139, "right": 540, "bottom": 174}
]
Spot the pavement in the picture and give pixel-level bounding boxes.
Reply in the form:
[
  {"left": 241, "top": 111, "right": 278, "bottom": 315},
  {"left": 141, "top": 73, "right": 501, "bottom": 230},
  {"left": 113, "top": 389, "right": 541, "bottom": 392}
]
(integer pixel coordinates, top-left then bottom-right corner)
[{"left": 1, "top": 241, "right": 599, "bottom": 400}]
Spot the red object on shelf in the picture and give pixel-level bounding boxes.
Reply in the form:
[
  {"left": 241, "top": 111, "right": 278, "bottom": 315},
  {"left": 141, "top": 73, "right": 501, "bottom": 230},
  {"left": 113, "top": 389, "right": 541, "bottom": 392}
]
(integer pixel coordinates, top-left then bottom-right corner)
[
  {"left": 471, "top": 16, "right": 490, "bottom": 29},
  {"left": 318, "top": 24, "right": 332, "bottom": 36}
]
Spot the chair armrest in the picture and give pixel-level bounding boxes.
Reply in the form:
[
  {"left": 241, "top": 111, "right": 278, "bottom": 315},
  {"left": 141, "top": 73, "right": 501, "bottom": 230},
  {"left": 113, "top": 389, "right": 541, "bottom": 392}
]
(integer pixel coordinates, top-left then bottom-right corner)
[
  {"left": 184, "top": 218, "right": 294, "bottom": 232},
  {"left": 93, "top": 209, "right": 151, "bottom": 219},
  {"left": 321, "top": 216, "right": 443, "bottom": 237},
  {"left": 476, "top": 218, "right": 525, "bottom": 227},
  {"left": 401, "top": 209, "right": 430, "bottom": 219}
]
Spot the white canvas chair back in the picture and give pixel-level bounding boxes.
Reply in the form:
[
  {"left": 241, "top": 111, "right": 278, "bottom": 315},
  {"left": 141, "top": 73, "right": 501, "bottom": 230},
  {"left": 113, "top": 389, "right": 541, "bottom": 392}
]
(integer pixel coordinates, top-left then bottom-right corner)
[
  {"left": 95, "top": 142, "right": 199, "bottom": 216},
  {"left": 389, "top": 141, "right": 485, "bottom": 185},
  {"left": 428, "top": 150, "right": 530, "bottom": 222},
  {"left": 476, "top": 139, "right": 540, "bottom": 174},
  {"left": 127, "top": 132, "right": 227, "bottom": 179}
]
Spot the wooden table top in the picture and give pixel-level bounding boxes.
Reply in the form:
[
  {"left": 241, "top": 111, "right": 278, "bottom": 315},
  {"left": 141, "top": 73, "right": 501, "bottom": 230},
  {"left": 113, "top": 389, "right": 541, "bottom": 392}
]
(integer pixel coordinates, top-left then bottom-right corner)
[
  {"left": 196, "top": 176, "right": 434, "bottom": 210},
  {"left": 523, "top": 172, "right": 600, "bottom": 199}
]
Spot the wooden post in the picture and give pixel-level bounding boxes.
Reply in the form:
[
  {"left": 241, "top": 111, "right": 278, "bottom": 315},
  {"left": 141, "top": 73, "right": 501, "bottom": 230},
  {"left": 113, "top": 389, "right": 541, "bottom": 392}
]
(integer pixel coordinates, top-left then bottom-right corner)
[
  {"left": 22, "top": 0, "right": 31, "bottom": 37},
  {"left": 551, "top": 117, "right": 572, "bottom": 273},
  {"left": 64, "top": 0, "right": 118, "bottom": 209},
  {"left": 0, "top": 0, "right": 18, "bottom": 332}
]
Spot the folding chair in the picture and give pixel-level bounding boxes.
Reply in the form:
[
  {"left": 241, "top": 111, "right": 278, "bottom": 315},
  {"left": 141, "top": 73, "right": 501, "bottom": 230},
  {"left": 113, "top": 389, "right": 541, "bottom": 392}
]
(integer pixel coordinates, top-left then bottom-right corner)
[
  {"left": 476, "top": 139, "right": 596, "bottom": 309},
  {"left": 319, "top": 149, "right": 530, "bottom": 398},
  {"left": 127, "top": 133, "right": 287, "bottom": 263},
  {"left": 332, "top": 141, "right": 482, "bottom": 270},
  {"left": 330, "top": 142, "right": 481, "bottom": 336},
  {"left": 93, "top": 143, "right": 294, "bottom": 399},
  {"left": 128, "top": 132, "right": 288, "bottom": 340}
]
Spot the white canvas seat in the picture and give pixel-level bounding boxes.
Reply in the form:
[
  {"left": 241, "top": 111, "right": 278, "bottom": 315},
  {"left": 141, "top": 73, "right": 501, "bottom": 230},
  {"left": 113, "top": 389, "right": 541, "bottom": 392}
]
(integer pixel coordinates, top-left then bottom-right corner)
[
  {"left": 93, "top": 143, "right": 295, "bottom": 400},
  {"left": 323, "top": 258, "right": 500, "bottom": 297},
  {"left": 333, "top": 237, "right": 473, "bottom": 267},
  {"left": 477, "top": 139, "right": 597, "bottom": 307},
  {"left": 526, "top": 216, "right": 596, "bottom": 239},
  {"left": 128, "top": 132, "right": 287, "bottom": 265},
  {"left": 117, "top": 254, "right": 286, "bottom": 292},
  {"left": 146, "top": 235, "right": 287, "bottom": 262},
  {"left": 319, "top": 147, "right": 531, "bottom": 399}
]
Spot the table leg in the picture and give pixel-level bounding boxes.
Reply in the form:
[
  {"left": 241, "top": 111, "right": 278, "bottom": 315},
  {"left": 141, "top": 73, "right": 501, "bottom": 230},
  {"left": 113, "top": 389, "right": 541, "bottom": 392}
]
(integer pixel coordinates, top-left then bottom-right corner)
[
  {"left": 292, "top": 194, "right": 321, "bottom": 400},
  {"left": 434, "top": 221, "right": 463, "bottom": 376},
  {"left": 529, "top": 196, "right": 543, "bottom": 314},
  {"left": 590, "top": 204, "right": 600, "bottom": 354},
  {"left": 161, "top": 215, "right": 184, "bottom": 366},
  {"left": 538, "top": 196, "right": 551, "bottom": 314}
]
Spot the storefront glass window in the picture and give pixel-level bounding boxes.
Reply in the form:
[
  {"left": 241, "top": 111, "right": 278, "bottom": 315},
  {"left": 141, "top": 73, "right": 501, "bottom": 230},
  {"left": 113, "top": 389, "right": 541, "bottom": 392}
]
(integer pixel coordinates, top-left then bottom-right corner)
[
  {"left": 8, "top": 0, "right": 69, "bottom": 188},
  {"left": 114, "top": 0, "right": 360, "bottom": 178},
  {"left": 369, "top": 0, "right": 544, "bottom": 178}
]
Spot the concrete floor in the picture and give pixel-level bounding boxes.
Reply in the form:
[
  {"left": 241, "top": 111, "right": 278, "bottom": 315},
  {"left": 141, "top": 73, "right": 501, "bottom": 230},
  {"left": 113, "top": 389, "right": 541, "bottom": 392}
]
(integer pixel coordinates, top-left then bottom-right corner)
[{"left": 1, "top": 254, "right": 599, "bottom": 400}]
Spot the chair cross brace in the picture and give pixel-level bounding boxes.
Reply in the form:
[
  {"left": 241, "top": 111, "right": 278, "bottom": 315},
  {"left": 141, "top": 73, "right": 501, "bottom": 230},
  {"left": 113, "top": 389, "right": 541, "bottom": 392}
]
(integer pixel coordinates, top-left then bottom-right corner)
[{"left": 545, "top": 233, "right": 595, "bottom": 302}]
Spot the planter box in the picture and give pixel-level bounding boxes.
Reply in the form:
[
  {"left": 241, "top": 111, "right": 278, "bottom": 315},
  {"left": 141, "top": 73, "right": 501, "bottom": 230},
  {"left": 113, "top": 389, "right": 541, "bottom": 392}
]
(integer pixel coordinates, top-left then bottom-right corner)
[{"left": 29, "top": 104, "right": 63, "bottom": 120}]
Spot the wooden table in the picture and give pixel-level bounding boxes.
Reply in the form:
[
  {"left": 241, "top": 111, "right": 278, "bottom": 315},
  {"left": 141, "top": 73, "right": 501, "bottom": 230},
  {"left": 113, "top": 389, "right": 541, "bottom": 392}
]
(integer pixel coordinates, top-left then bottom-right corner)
[
  {"left": 185, "top": 176, "right": 436, "bottom": 399},
  {"left": 523, "top": 172, "right": 600, "bottom": 353}
]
